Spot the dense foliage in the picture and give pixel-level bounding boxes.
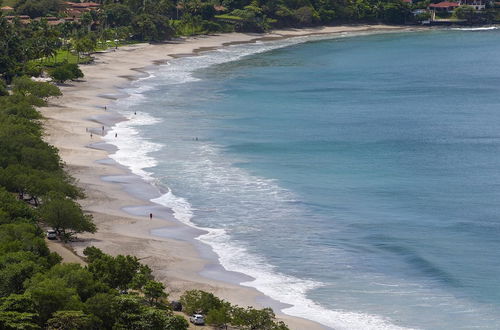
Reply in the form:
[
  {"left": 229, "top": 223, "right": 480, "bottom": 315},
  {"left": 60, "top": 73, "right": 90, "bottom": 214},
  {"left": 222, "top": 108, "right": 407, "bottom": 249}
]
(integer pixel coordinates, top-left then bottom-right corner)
[{"left": 180, "top": 289, "right": 289, "bottom": 329}]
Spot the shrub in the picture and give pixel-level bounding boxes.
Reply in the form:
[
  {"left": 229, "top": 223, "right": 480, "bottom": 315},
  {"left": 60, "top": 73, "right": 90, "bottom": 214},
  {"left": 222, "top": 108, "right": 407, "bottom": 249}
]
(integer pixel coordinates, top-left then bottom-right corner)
[
  {"left": 49, "top": 63, "right": 84, "bottom": 83},
  {"left": 179, "top": 290, "right": 223, "bottom": 315},
  {"left": 0, "top": 80, "right": 8, "bottom": 96},
  {"left": 49, "top": 66, "right": 73, "bottom": 83},
  {"left": 24, "top": 63, "right": 42, "bottom": 78}
]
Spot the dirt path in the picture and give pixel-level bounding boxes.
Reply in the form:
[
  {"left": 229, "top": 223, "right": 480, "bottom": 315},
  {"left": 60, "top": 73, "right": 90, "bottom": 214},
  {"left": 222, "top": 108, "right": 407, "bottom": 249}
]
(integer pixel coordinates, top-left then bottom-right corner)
[{"left": 45, "top": 238, "right": 87, "bottom": 266}]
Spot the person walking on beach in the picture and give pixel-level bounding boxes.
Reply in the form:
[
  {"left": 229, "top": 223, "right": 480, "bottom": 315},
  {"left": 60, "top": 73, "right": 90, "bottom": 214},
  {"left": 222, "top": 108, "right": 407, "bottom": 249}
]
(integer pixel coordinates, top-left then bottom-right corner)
[
  {"left": 90, "top": 133, "right": 93, "bottom": 139},
  {"left": 149, "top": 213, "right": 153, "bottom": 220}
]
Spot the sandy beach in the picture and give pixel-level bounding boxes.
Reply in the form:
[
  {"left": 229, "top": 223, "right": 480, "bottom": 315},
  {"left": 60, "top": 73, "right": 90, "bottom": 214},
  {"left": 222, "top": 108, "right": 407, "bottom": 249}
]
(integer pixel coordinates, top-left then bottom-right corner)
[{"left": 39, "top": 25, "right": 417, "bottom": 329}]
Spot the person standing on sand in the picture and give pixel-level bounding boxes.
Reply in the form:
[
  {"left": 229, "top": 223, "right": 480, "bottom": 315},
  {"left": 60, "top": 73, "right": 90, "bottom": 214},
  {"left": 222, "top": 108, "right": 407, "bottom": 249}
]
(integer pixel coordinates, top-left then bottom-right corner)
[
  {"left": 90, "top": 133, "right": 93, "bottom": 138},
  {"left": 149, "top": 213, "right": 152, "bottom": 220}
]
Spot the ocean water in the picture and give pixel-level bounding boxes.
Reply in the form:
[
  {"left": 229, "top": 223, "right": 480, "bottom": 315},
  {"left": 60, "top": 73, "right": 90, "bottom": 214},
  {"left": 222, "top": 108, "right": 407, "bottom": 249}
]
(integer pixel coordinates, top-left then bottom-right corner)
[{"left": 105, "top": 28, "right": 500, "bottom": 329}]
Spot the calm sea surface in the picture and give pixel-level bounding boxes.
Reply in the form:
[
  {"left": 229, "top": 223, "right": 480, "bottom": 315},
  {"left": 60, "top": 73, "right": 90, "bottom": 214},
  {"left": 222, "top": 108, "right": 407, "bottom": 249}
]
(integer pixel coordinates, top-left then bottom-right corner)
[{"left": 107, "top": 28, "right": 500, "bottom": 329}]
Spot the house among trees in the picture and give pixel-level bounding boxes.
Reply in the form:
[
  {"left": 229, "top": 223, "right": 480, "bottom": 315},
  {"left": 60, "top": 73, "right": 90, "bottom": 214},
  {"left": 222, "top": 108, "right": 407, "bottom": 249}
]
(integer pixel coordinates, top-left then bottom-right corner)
[
  {"left": 0, "top": 6, "right": 14, "bottom": 13},
  {"left": 4, "top": 15, "right": 31, "bottom": 24},
  {"left": 63, "top": 2, "right": 101, "bottom": 10},
  {"left": 63, "top": 1, "right": 101, "bottom": 21},
  {"left": 429, "top": 0, "right": 487, "bottom": 12},
  {"left": 429, "top": 2, "right": 461, "bottom": 12},
  {"left": 459, "top": 0, "right": 487, "bottom": 10}
]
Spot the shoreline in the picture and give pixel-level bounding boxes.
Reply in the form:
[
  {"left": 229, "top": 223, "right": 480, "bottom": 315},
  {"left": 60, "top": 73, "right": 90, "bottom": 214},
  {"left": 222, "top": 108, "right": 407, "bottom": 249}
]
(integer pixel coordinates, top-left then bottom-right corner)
[{"left": 40, "top": 25, "right": 421, "bottom": 330}]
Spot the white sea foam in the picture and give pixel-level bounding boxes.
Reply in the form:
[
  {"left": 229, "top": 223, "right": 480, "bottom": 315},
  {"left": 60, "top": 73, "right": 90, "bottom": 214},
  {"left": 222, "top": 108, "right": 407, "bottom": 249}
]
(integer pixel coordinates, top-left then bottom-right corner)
[
  {"left": 452, "top": 26, "right": 498, "bottom": 31},
  {"left": 148, "top": 142, "right": 412, "bottom": 330},
  {"left": 104, "top": 34, "right": 416, "bottom": 330},
  {"left": 104, "top": 112, "right": 162, "bottom": 182},
  {"left": 198, "top": 226, "right": 411, "bottom": 330}
]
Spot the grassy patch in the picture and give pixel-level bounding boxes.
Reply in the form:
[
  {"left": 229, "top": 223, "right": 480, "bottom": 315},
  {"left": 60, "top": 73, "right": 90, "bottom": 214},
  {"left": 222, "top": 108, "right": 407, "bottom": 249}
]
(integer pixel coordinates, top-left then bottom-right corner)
[
  {"left": 214, "top": 14, "right": 244, "bottom": 21},
  {"left": 36, "top": 49, "right": 92, "bottom": 67}
]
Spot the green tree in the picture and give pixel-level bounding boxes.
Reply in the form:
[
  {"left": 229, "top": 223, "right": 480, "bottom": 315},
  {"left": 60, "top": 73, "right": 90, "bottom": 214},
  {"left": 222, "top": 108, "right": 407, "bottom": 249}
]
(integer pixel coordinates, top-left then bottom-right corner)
[
  {"left": 200, "top": 3, "right": 216, "bottom": 19},
  {"left": 0, "top": 293, "right": 37, "bottom": 314},
  {"left": 294, "top": 6, "right": 318, "bottom": 25},
  {"left": 74, "top": 37, "right": 96, "bottom": 63},
  {"left": 15, "top": 0, "right": 61, "bottom": 18},
  {"left": 138, "top": 307, "right": 171, "bottom": 329},
  {"left": 0, "top": 293, "right": 40, "bottom": 329},
  {"left": 104, "top": 4, "right": 133, "bottom": 27},
  {"left": 165, "top": 314, "right": 189, "bottom": 330},
  {"left": 50, "top": 67, "right": 73, "bottom": 83},
  {"left": 84, "top": 247, "right": 151, "bottom": 290},
  {"left": 0, "top": 223, "right": 50, "bottom": 258},
  {"left": 143, "top": 280, "right": 167, "bottom": 306},
  {"left": 179, "top": 289, "right": 223, "bottom": 315},
  {"left": 0, "top": 80, "right": 8, "bottom": 96},
  {"left": 38, "top": 193, "right": 96, "bottom": 242},
  {"left": 46, "top": 310, "right": 95, "bottom": 330},
  {"left": 12, "top": 76, "right": 61, "bottom": 99},
  {"left": 206, "top": 302, "right": 232, "bottom": 329},
  {"left": 25, "top": 277, "right": 83, "bottom": 325},
  {"left": 454, "top": 5, "right": 476, "bottom": 23},
  {"left": 49, "top": 63, "right": 83, "bottom": 83},
  {"left": 80, "top": 12, "right": 94, "bottom": 32},
  {"left": 111, "top": 295, "right": 144, "bottom": 329},
  {"left": 379, "top": 1, "right": 411, "bottom": 24},
  {"left": 0, "top": 187, "right": 34, "bottom": 223},
  {"left": 230, "top": 306, "right": 288, "bottom": 330},
  {"left": 0, "top": 311, "right": 40, "bottom": 330},
  {"left": 36, "top": 264, "right": 107, "bottom": 301},
  {"left": 131, "top": 14, "right": 173, "bottom": 41},
  {"left": 0, "top": 259, "right": 43, "bottom": 297},
  {"left": 83, "top": 293, "right": 117, "bottom": 329}
]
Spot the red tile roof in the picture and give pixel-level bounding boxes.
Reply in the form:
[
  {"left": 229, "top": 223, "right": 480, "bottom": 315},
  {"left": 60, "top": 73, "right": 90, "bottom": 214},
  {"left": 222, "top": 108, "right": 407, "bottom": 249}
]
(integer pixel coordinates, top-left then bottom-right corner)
[
  {"left": 214, "top": 5, "right": 227, "bottom": 11},
  {"left": 429, "top": 1, "right": 460, "bottom": 7},
  {"left": 63, "top": 2, "right": 100, "bottom": 10},
  {"left": 6, "top": 15, "right": 30, "bottom": 19}
]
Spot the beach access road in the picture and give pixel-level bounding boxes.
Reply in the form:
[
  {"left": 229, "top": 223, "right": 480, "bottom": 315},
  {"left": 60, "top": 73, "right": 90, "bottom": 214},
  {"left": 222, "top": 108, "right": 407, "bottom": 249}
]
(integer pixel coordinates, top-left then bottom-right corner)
[{"left": 45, "top": 238, "right": 87, "bottom": 266}]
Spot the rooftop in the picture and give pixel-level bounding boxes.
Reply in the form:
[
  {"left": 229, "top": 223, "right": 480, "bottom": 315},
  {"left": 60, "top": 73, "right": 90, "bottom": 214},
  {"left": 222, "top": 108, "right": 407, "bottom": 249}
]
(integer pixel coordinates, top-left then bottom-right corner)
[{"left": 429, "top": 1, "right": 460, "bottom": 7}]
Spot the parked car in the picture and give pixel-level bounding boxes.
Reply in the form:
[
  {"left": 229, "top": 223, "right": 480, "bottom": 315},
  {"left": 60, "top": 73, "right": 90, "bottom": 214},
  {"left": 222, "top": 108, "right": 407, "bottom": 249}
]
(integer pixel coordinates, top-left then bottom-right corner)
[
  {"left": 46, "top": 230, "right": 57, "bottom": 240},
  {"left": 189, "top": 314, "right": 205, "bottom": 325},
  {"left": 170, "top": 300, "right": 182, "bottom": 311}
]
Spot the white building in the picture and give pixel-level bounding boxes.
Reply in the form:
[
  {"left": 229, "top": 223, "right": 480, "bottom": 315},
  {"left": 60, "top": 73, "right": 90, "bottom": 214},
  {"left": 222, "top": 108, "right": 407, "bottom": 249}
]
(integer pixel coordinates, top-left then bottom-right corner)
[{"left": 459, "top": 0, "right": 486, "bottom": 10}]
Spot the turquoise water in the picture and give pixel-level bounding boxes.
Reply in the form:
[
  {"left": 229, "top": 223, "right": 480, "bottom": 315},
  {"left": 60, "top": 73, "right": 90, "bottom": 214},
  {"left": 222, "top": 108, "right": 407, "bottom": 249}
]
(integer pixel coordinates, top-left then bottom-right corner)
[{"left": 107, "top": 28, "right": 500, "bottom": 329}]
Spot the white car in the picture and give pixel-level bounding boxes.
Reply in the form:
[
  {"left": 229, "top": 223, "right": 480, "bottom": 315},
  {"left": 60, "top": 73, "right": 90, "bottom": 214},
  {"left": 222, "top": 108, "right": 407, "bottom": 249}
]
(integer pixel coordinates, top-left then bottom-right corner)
[
  {"left": 189, "top": 314, "right": 205, "bottom": 325},
  {"left": 46, "top": 230, "right": 57, "bottom": 240}
]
